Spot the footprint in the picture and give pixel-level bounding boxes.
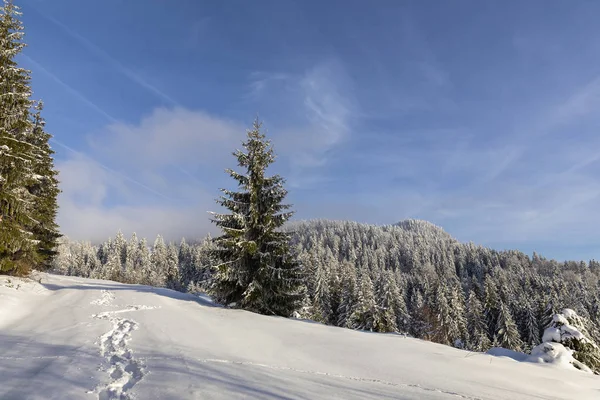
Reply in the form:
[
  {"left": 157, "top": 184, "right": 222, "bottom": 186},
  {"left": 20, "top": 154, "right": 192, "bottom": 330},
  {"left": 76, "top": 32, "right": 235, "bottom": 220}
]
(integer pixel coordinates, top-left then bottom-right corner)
[{"left": 91, "top": 305, "right": 157, "bottom": 399}]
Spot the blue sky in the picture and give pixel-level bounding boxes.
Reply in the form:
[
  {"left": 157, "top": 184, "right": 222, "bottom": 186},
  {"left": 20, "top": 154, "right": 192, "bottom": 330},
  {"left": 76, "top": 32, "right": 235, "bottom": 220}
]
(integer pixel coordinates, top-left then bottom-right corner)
[{"left": 17, "top": 0, "right": 600, "bottom": 260}]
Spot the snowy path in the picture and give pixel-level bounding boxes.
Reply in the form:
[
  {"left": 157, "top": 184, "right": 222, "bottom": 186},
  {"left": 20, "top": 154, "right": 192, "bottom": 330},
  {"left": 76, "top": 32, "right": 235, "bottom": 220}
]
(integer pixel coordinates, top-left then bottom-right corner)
[
  {"left": 90, "top": 290, "right": 157, "bottom": 400},
  {"left": 1, "top": 274, "right": 599, "bottom": 400}
]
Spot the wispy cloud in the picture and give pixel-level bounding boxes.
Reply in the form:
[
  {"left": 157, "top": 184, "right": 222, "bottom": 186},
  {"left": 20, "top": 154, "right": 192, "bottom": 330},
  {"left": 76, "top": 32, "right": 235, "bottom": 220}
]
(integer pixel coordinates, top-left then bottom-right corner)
[
  {"left": 246, "top": 71, "right": 290, "bottom": 100},
  {"left": 246, "top": 60, "right": 356, "bottom": 187},
  {"left": 552, "top": 76, "right": 600, "bottom": 127},
  {"left": 21, "top": 54, "right": 179, "bottom": 203},
  {"left": 36, "top": 11, "right": 179, "bottom": 106},
  {"left": 22, "top": 54, "right": 117, "bottom": 123},
  {"left": 52, "top": 138, "right": 175, "bottom": 202}
]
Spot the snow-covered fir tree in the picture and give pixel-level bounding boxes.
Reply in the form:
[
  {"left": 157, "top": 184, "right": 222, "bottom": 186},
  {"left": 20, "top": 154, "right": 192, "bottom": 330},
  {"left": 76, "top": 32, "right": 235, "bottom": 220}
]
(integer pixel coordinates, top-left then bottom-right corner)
[
  {"left": 430, "top": 280, "right": 456, "bottom": 345},
  {"left": 336, "top": 261, "right": 358, "bottom": 327},
  {"left": 24, "top": 101, "right": 60, "bottom": 269},
  {"left": 519, "top": 299, "right": 540, "bottom": 351},
  {"left": 0, "top": 1, "right": 60, "bottom": 275},
  {"left": 178, "top": 238, "right": 194, "bottom": 289},
  {"left": 210, "top": 119, "right": 303, "bottom": 316},
  {"left": 150, "top": 235, "right": 168, "bottom": 287},
  {"left": 495, "top": 301, "right": 523, "bottom": 351},
  {"left": 466, "top": 290, "right": 491, "bottom": 351},
  {"left": 165, "top": 242, "right": 180, "bottom": 290},
  {"left": 348, "top": 270, "right": 377, "bottom": 331},
  {"left": 0, "top": 0, "right": 36, "bottom": 274},
  {"left": 532, "top": 309, "right": 600, "bottom": 374},
  {"left": 373, "top": 270, "right": 399, "bottom": 333},
  {"left": 312, "top": 261, "right": 332, "bottom": 324}
]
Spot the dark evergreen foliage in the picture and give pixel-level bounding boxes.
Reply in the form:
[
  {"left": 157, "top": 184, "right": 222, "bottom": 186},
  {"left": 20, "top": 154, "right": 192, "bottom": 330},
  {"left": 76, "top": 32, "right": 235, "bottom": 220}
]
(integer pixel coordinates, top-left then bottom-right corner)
[
  {"left": 209, "top": 120, "right": 304, "bottom": 316},
  {"left": 0, "top": 1, "right": 59, "bottom": 274}
]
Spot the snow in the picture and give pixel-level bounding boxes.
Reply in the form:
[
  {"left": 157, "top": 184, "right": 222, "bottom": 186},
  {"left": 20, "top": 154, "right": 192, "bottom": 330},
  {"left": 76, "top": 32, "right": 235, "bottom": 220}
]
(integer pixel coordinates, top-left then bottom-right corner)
[
  {"left": 486, "top": 347, "right": 528, "bottom": 362},
  {"left": 2, "top": 274, "right": 600, "bottom": 400},
  {"left": 563, "top": 308, "right": 578, "bottom": 318},
  {"left": 528, "top": 342, "right": 593, "bottom": 373},
  {"left": 543, "top": 310, "right": 593, "bottom": 344},
  {"left": 543, "top": 327, "right": 562, "bottom": 343}
]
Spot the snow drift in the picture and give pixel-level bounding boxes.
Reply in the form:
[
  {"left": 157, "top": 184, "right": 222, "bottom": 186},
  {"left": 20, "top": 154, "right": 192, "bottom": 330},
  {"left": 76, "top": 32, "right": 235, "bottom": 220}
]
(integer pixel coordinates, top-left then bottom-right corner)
[{"left": 1, "top": 274, "right": 600, "bottom": 400}]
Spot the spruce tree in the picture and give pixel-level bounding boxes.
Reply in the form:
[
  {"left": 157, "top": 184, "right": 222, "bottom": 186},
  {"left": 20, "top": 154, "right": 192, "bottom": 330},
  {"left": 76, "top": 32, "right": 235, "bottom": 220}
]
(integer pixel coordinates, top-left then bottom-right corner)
[
  {"left": 0, "top": 0, "right": 36, "bottom": 274},
  {"left": 210, "top": 119, "right": 303, "bottom": 317},
  {"left": 25, "top": 101, "right": 60, "bottom": 269},
  {"left": 178, "top": 238, "right": 195, "bottom": 289},
  {"left": 373, "top": 270, "right": 399, "bottom": 333},
  {"left": 137, "top": 237, "right": 152, "bottom": 284},
  {"left": 449, "top": 281, "right": 468, "bottom": 347},
  {"left": 165, "top": 242, "right": 180, "bottom": 290},
  {"left": 431, "top": 280, "right": 456, "bottom": 345},
  {"left": 483, "top": 276, "right": 500, "bottom": 340},
  {"left": 348, "top": 271, "right": 377, "bottom": 331},
  {"left": 150, "top": 235, "right": 167, "bottom": 286},
  {"left": 312, "top": 262, "right": 332, "bottom": 323},
  {"left": 466, "top": 291, "right": 491, "bottom": 351},
  {"left": 519, "top": 300, "right": 540, "bottom": 351},
  {"left": 336, "top": 261, "right": 357, "bottom": 327},
  {"left": 496, "top": 301, "right": 523, "bottom": 351},
  {"left": 123, "top": 233, "right": 139, "bottom": 283},
  {"left": 393, "top": 271, "right": 410, "bottom": 333}
]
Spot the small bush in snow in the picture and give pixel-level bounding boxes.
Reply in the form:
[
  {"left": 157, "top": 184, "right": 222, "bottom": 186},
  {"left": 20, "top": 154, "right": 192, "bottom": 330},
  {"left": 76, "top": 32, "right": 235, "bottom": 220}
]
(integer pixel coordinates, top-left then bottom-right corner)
[{"left": 530, "top": 309, "right": 600, "bottom": 374}]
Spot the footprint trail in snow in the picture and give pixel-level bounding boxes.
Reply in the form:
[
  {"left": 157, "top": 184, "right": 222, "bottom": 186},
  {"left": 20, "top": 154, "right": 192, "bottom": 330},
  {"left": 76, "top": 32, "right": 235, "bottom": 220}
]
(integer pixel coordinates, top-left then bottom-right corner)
[{"left": 90, "top": 290, "right": 157, "bottom": 400}]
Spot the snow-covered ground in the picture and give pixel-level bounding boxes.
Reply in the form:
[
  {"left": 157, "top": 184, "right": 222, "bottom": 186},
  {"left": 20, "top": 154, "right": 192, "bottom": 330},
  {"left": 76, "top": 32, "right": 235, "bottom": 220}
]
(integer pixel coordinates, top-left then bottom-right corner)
[{"left": 1, "top": 274, "right": 599, "bottom": 400}]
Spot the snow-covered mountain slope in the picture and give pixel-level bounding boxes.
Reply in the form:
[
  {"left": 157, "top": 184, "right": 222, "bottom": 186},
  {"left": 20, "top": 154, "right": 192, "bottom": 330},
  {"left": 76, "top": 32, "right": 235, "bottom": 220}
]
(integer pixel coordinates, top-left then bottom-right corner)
[{"left": 1, "top": 274, "right": 599, "bottom": 400}]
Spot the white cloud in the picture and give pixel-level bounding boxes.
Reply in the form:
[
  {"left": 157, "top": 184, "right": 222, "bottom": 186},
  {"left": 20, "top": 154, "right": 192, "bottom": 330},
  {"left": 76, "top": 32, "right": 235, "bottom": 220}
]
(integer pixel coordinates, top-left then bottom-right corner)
[
  {"left": 553, "top": 76, "right": 600, "bottom": 126},
  {"left": 57, "top": 152, "right": 217, "bottom": 243},
  {"left": 56, "top": 108, "right": 247, "bottom": 242},
  {"left": 56, "top": 62, "right": 356, "bottom": 240},
  {"left": 89, "top": 107, "right": 245, "bottom": 168}
]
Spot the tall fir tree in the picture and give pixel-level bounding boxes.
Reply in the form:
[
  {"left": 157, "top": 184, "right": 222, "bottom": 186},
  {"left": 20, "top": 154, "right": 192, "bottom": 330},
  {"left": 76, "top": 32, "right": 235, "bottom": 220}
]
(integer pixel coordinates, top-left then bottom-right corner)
[
  {"left": 448, "top": 281, "right": 468, "bottom": 347},
  {"left": 137, "top": 237, "right": 152, "bottom": 284},
  {"left": 430, "top": 280, "right": 457, "bottom": 345},
  {"left": 466, "top": 291, "right": 491, "bottom": 351},
  {"left": 496, "top": 301, "right": 523, "bottom": 351},
  {"left": 178, "top": 237, "right": 195, "bottom": 289},
  {"left": 519, "top": 299, "right": 540, "bottom": 351},
  {"left": 25, "top": 101, "right": 60, "bottom": 269},
  {"left": 483, "top": 276, "right": 500, "bottom": 340},
  {"left": 165, "top": 242, "right": 181, "bottom": 290},
  {"left": 0, "top": 0, "right": 36, "bottom": 274},
  {"left": 312, "top": 262, "right": 332, "bottom": 323},
  {"left": 336, "top": 262, "right": 358, "bottom": 327},
  {"left": 348, "top": 271, "right": 377, "bottom": 331},
  {"left": 373, "top": 270, "right": 399, "bottom": 332},
  {"left": 0, "top": 1, "right": 59, "bottom": 274},
  {"left": 150, "top": 235, "right": 167, "bottom": 287},
  {"left": 210, "top": 119, "right": 303, "bottom": 316},
  {"left": 123, "top": 233, "right": 139, "bottom": 283}
]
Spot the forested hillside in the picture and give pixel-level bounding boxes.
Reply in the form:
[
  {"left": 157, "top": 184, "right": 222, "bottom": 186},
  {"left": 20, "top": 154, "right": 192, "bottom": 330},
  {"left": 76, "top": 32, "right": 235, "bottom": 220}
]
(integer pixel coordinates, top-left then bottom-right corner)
[{"left": 52, "top": 219, "right": 600, "bottom": 370}]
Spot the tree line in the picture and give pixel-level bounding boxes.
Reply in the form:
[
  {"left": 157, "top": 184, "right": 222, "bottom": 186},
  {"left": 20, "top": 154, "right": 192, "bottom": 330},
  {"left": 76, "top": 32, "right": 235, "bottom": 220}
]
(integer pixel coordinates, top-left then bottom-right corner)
[{"left": 52, "top": 217, "right": 600, "bottom": 372}]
